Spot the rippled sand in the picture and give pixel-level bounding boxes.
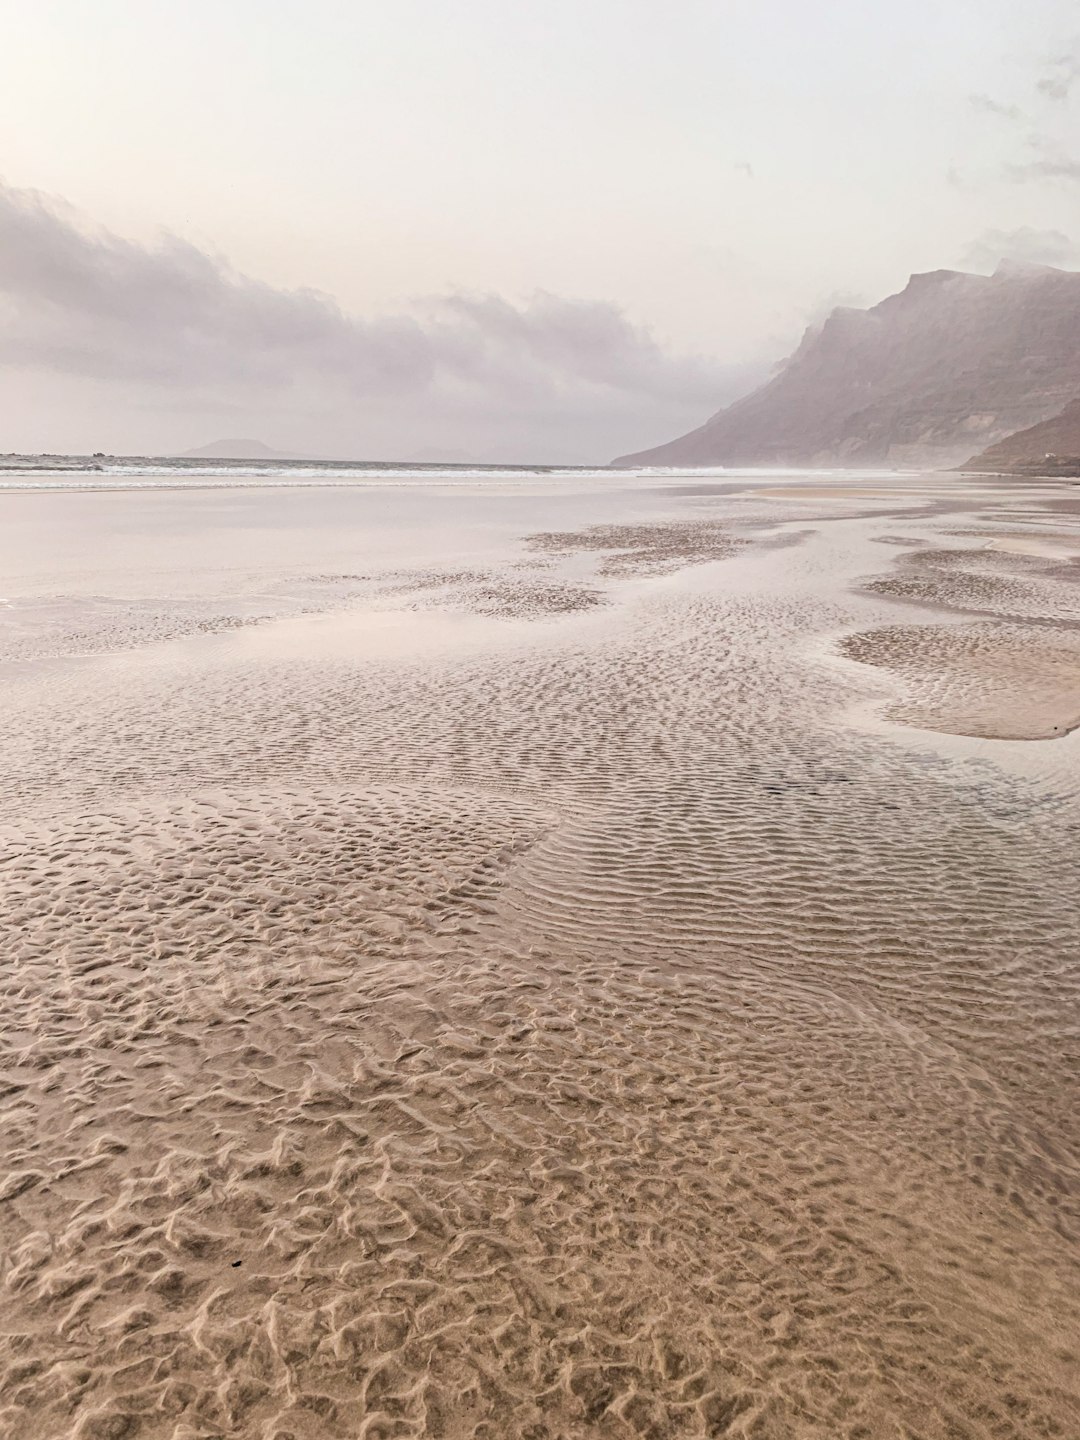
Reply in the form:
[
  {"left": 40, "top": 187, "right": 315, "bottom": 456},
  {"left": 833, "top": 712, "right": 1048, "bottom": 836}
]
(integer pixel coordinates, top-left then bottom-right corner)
[{"left": 1, "top": 471, "right": 1079, "bottom": 1439}]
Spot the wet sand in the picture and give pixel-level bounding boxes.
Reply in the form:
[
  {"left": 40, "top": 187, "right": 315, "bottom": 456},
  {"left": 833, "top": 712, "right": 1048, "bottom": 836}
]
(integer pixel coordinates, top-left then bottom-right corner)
[{"left": 1, "top": 470, "right": 1079, "bottom": 1439}]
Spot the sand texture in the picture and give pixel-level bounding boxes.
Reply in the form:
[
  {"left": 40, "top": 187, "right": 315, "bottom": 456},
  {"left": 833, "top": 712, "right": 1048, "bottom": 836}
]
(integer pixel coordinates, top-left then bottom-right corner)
[
  {"left": 1, "top": 472, "right": 1079, "bottom": 1439},
  {"left": 844, "top": 525, "right": 1080, "bottom": 739}
]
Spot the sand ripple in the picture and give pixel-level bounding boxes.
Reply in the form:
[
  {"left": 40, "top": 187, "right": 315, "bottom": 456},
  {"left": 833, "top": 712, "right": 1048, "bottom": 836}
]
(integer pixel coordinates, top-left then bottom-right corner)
[{"left": 1, "top": 490, "right": 1078, "bottom": 1438}]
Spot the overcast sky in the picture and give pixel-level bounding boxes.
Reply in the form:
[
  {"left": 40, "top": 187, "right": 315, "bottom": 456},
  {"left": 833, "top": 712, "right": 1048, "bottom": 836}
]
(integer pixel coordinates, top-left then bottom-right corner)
[{"left": 2, "top": 0, "right": 1078, "bottom": 460}]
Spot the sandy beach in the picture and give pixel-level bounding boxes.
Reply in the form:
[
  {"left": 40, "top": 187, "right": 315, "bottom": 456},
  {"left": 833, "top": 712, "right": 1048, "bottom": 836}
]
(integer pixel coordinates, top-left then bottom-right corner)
[{"left": 1, "top": 466, "right": 1079, "bottom": 1439}]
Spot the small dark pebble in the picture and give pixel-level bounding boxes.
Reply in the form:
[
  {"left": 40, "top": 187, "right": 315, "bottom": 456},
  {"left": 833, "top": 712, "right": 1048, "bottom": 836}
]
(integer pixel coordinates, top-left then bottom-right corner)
[{"left": 231, "top": 1261, "right": 242, "bottom": 1268}]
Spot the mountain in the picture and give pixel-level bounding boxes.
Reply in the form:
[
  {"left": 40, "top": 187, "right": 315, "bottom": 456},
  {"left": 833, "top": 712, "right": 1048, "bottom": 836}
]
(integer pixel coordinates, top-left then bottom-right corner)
[
  {"left": 614, "top": 262, "right": 1080, "bottom": 469},
  {"left": 177, "top": 438, "right": 312, "bottom": 460},
  {"left": 962, "top": 397, "right": 1080, "bottom": 473}
]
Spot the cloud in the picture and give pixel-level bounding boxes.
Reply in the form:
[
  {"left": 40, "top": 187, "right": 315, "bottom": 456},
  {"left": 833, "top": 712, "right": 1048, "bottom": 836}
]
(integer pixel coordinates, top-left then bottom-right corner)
[
  {"left": 1005, "top": 149, "right": 1080, "bottom": 183},
  {"left": 424, "top": 291, "right": 722, "bottom": 406},
  {"left": 969, "top": 93, "right": 1024, "bottom": 122},
  {"left": 958, "top": 226, "right": 1080, "bottom": 272},
  {"left": 0, "top": 184, "right": 428, "bottom": 391},
  {"left": 1001, "top": 121, "right": 1080, "bottom": 186},
  {"left": 972, "top": 50, "right": 1080, "bottom": 189},
  {"left": 1036, "top": 47, "right": 1080, "bottom": 102},
  {"left": 0, "top": 181, "right": 727, "bottom": 417}
]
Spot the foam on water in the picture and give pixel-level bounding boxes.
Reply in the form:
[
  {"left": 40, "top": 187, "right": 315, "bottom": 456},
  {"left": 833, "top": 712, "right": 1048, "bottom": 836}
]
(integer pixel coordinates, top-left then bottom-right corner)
[{"left": 0, "top": 457, "right": 919, "bottom": 492}]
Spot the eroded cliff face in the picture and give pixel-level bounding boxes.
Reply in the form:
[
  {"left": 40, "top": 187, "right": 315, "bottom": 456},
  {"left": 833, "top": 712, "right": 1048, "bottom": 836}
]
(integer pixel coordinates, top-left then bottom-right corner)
[
  {"left": 615, "top": 263, "right": 1080, "bottom": 468},
  {"left": 963, "top": 397, "right": 1080, "bottom": 473}
]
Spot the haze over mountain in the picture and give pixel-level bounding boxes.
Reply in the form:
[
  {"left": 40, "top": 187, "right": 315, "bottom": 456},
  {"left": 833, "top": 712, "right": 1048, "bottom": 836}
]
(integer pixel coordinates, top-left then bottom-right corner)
[{"left": 616, "top": 263, "right": 1080, "bottom": 469}]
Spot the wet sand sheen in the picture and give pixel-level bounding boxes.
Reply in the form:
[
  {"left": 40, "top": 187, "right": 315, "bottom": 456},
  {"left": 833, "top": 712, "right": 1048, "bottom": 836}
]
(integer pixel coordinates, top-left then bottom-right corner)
[{"left": 0, "top": 472, "right": 1078, "bottom": 1439}]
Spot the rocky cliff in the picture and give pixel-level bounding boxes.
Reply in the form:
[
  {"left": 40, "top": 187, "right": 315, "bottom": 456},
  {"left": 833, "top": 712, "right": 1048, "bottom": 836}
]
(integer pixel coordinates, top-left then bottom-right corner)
[
  {"left": 962, "top": 397, "right": 1080, "bottom": 473},
  {"left": 614, "top": 263, "right": 1080, "bottom": 468}
]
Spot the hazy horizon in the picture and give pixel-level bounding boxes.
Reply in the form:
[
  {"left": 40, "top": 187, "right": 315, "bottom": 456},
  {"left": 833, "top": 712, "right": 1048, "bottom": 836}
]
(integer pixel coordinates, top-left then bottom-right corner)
[{"left": 2, "top": 0, "right": 1079, "bottom": 461}]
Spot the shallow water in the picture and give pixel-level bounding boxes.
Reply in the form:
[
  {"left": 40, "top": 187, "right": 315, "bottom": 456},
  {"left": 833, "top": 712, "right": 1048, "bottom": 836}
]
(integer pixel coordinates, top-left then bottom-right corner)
[{"left": 1, "top": 469, "right": 1078, "bottom": 1439}]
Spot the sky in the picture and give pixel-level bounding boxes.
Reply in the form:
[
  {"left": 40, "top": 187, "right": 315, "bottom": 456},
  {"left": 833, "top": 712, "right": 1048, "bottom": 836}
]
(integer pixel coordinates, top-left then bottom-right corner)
[{"left": 1, "top": 0, "right": 1078, "bottom": 461}]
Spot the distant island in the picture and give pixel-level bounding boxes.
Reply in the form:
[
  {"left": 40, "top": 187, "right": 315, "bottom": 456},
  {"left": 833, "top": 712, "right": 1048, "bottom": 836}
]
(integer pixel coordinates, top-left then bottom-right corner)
[
  {"left": 177, "top": 439, "right": 316, "bottom": 461},
  {"left": 615, "top": 262, "right": 1080, "bottom": 471}
]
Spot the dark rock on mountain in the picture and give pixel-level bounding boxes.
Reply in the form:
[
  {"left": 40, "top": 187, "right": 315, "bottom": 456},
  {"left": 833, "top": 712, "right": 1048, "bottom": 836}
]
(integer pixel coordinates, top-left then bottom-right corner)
[{"left": 614, "top": 262, "right": 1080, "bottom": 469}]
